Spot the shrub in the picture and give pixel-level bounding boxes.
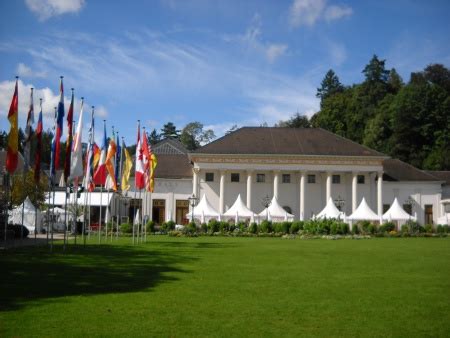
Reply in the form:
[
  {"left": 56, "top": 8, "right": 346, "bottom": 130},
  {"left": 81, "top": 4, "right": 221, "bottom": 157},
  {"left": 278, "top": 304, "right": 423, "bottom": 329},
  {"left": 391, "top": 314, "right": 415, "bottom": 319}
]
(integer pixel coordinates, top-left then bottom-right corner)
[
  {"left": 219, "top": 221, "right": 230, "bottom": 233},
  {"left": 200, "top": 223, "right": 208, "bottom": 233},
  {"left": 339, "top": 222, "right": 350, "bottom": 235},
  {"left": 379, "top": 222, "right": 396, "bottom": 233},
  {"left": 367, "top": 224, "right": 376, "bottom": 235},
  {"left": 290, "top": 221, "right": 303, "bottom": 234},
  {"left": 330, "top": 222, "right": 338, "bottom": 235},
  {"left": 303, "top": 220, "right": 317, "bottom": 234},
  {"left": 248, "top": 222, "right": 258, "bottom": 234},
  {"left": 146, "top": 220, "right": 155, "bottom": 233},
  {"left": 259, "top": 220, "right": 273, "bottom": 233},
  {"left": 316, "top": 220, "right": 331, "bottom": 235},
  {"left": 358, "top": 221, "right": 371, "bottom": 235},
  {"left": 7, "top": 224, "right": 30, "bottom": 238},
  {"left": 401, "top": 223, "right": 409, "bottom": 233},
  {"left": 237, "top": 222, "right": 247, "bottom": 232},
  {"left": 352, "top": 224, "right": 360, "bottom": 234},
  {"left": 161, "top": 220, "right": 176, "bottom": 232},
  {"left": 208, "top": 220, "right": 220, "bottom": 233},
  {"left": 424, "top": 224, "right": 433, "bottom": 233},
  {"left": 120, "top": 222, "right": 132, "bottom": 234},
  {"left": 404, "top": 220, "right": 424, "bottom": 234},
  {"left": 183, "top": 222, "right": 197, "bottom": 234}
]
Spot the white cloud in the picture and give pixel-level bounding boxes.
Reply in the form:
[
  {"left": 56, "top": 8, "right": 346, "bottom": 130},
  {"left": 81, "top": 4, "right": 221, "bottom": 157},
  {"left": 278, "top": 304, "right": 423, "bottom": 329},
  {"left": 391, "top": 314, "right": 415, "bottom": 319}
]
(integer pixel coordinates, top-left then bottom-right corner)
[
  {"left": 328, "top": 41, "right": 347, "bottom": 65},
  {"left": 25, "top": 0, "right": 85, "bottom": 21},
  {"left": 289, "top": 0, "right": 352, "bottom": 27},
  {"left": 16, "top": 63, "right": 47, "bottom": 78},
  {"left": 324, "top": 5, "right": 353, "bottom": 21},
  {"left": 266, "top": 44, "right": 288, "bottom": 63}
]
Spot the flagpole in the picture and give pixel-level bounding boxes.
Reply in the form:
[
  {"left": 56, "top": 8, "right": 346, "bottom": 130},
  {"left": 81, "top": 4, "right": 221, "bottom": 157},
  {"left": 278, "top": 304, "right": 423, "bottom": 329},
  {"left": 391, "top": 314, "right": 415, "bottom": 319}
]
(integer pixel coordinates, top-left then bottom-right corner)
[
  {"left": 87, "top": 105, "right": 94, "bottom": 243},
  {"left": 63, "top": 184, "right": 68, "bottom": 251},
  {"left": 118, "top": 136, "right": 124, "bottom": 240}
]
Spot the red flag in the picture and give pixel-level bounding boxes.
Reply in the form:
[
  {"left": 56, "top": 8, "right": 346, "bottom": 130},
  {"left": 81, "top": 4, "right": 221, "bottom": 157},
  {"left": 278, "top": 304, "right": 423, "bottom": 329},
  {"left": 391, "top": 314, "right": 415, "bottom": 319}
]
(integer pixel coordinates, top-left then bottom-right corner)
[
  {"left": 34, "top": 100, "right": 43, "bottom": 183},
  {"left": 64, "top": 89, "right": 74, "bottom": 182},
  {"left": 135, "top": 124, "right": 145, "bottom": 189},
  {"left": 6, "top": 79, "right": 19, "bottom": 174}
]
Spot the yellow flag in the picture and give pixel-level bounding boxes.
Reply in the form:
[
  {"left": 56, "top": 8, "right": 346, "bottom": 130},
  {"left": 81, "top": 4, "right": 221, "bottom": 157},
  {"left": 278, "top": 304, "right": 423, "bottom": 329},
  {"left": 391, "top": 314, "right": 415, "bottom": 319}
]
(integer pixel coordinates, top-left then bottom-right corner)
[{"left": 121, "top": 146, "right": 133, "bottom": 191}]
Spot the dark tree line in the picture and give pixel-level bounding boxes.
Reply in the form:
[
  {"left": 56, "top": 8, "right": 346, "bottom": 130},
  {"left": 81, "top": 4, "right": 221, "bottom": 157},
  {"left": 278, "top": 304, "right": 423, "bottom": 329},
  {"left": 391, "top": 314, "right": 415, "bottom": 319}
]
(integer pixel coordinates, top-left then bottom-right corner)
[{"left": 278, "top": 56, "right": 450, "bottom": 170}]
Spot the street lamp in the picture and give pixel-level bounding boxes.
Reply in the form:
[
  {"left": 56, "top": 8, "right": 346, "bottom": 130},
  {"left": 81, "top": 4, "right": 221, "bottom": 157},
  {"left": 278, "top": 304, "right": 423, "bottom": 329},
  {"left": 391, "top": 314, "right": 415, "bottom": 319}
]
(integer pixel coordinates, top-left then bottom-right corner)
[
  {"left": 188, "top": 194, "right": 199, "bottom": 223},
  {"left": 261, "top": 194, "right": 272, "bottom": 221},
  {"left": 405, "top": 196, "right": 415, "bottom": 219},
  {"left": 334, "top": 195, "right": 345, "bottom": 212}
]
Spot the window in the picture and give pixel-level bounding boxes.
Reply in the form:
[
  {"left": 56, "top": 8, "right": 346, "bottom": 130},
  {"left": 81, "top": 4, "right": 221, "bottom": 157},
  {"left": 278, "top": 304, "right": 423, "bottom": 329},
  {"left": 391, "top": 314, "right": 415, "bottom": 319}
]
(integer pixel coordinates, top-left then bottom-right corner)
[
  {"left": 307, "top": 174, "right": 316, "bottom": 184},
  {"left": 205, "top": 172, "right": 214, "bottom": 182},
  {"left": 256, "top": 173, "right": 265, "bottom": 183},
  {"left": 403, "top": 204, "right": 412, "bottom": 215},
  {"left": 231, "top": 173, "right": 240, "bottom": 182},
  {"left": 383, "top": 204, "right": 390, "bottom": 213},
  {"left": 425, "top": 205, "right": 433, "bottom": 225},
  {"left": 357, "top": 175, "right": 365, "bottom": 184},
  {"left": 332, "top": 175, "right": 341, "bottom": 184},
  {"left": 282, "top": 174, "right": 291, "bottom": 183},
  {"left": 283, "top": 206, "right": 292, "bottom": 214}
]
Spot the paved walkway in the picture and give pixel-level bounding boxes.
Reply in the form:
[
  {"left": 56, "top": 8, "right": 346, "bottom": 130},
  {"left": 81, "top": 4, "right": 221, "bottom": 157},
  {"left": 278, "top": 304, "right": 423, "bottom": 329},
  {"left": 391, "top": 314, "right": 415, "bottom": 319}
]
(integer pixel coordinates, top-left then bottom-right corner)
[{"left": 0, "top": 233, "right": 65, "bottom": 250}]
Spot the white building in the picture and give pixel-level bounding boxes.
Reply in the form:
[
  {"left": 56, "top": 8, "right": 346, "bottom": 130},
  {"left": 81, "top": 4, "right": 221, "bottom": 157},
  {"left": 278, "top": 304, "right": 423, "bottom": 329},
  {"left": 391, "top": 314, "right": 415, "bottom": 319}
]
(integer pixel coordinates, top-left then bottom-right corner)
[{"left": 136, "top": 128, "right": 449, "bottom": 226}]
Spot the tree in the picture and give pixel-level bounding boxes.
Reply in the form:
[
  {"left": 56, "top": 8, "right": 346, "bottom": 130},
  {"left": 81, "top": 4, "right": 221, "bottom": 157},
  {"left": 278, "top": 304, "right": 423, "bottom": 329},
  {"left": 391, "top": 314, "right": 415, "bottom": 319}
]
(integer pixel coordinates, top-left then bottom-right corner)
[
  {"left": 276, "top": 113, "right": 311, "bottom": 128},
  {"left": 423, "top": 64, "right": 450, "bottom": 92},
  {"left": 316, "top": 69, "right": 344, "bottom": 104},
  {"left": 180, "top": 122, "right": 216, "bottom": 150},
  {"left": 225, "top": 124, "right": 239, "bottom": 135},
  {"left": 11, "top": 169, "right": 48, "bottom": 207},
  {"left": 388, "top": 68, "right": 404, "bottom": 94},
  {"left": 148, "top": 128, "right": 161, "bottom": 145},
  {"left": 362, "top": 55, "right": 390, "bottom": 84},
  {"left": 160, "top": 122, "right": 180, "bottom": 139}
]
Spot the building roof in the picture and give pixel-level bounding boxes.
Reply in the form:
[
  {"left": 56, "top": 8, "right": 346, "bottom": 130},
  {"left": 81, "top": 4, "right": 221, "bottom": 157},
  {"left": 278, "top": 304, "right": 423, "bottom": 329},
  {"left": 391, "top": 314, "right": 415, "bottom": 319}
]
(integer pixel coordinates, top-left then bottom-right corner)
[
  {"left": 382, "top": 159, "right": 440, "bottom": 182},
  {"left": 425, "top": 171, "right": 450, "bottom": 185},
  {"left": 194, "top": 127, "right": 385, "bottom": 157},
  {"left": 153, "top": 138, "right": 188, "bottom": 155},
  {"left": 154, "top": 154, "right": 192, "bottom": 179}
]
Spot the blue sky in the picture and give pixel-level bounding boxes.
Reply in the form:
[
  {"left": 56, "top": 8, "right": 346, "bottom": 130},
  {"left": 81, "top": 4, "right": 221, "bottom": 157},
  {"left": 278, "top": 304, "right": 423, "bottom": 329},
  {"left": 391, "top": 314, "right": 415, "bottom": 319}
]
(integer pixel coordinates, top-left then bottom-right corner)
[{"left": 0, "top": 0, "right": 449, "bottom": 144}]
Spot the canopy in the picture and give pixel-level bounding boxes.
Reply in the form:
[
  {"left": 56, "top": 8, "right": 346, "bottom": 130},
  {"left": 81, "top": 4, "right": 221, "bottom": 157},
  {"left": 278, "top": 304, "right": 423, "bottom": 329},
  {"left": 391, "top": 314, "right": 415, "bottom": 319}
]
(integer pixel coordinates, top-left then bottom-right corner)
[
  {"left": 347, "top": 197, "right": 380, "bottom": 221},
  {"left": 45, "top": 191, "right": 113, "bottom": 207},
  {"left": 8, "top": 197, "right": 42, "bottom": 233},
  {"left": 383, "top": 198, "right": 416, "bottom": 221},
  {"left": 185, "top": 195, "right": 220, "bottom": 221},
  {"left": 315, "top": 197, "right": 345, "bottom": 220},
  {"left": 258, "top": 196, "right": 294, "bottom": 221},
  {"left": 223, "top": 194, "right": 254, "bottom": 220}
]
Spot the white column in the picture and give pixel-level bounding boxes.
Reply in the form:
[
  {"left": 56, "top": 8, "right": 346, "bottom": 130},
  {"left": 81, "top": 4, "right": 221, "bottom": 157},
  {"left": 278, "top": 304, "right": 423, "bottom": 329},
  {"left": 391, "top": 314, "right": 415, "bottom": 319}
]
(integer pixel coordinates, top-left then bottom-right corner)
[
  {"left": 219, "top": 170, "right": 226, "bottom": 214},
  {"left": 192, "top": 168, "right": 199, "bottom": 197},
  {"left": 300, "top": 171, "right": 306, "bottom": 220},
  {"left": 352, "top": 172, "right": 358, "bottom": 213},
  {"left": 326, "top": 172, "right": 332, "bottom": 202},
  {"left": 246, "top": 170, "right": 253, "bottom": 210},
  {"left": 273, "top": 170, "right": 280, "bottom": 199},
  {"left": 377, "top": 171, "right": 383, "bottom": 221}
]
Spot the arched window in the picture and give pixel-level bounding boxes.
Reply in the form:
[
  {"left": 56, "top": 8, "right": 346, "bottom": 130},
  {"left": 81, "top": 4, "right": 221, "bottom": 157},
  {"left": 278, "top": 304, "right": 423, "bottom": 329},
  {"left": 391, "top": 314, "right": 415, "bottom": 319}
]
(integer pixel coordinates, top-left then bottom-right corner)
[{"left": 283, "top": 206, "right": 292, "bottom": 214}]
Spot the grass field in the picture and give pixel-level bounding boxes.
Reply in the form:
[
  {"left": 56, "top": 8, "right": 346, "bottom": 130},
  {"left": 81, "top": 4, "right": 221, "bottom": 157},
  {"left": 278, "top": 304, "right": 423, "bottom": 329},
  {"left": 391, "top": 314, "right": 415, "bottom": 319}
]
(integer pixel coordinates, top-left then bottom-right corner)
[{"left": 1, "top": 236, "right": 449, "bottom": 337}]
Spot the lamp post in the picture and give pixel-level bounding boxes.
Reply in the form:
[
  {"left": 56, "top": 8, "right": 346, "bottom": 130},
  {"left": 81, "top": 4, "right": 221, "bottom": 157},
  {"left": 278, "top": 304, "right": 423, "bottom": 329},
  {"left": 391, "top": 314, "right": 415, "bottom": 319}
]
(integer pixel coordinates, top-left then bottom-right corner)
[
  {"left": 188, "top": 194, "right": 199, "bottom": 223},
  {"left": 405, "top": 196, "right": 415, "bottom": 220},
  {"left": 334, "top": 195, "right": 345, "bottom": 212},
  {"left": 261, "top": 194, "right": 272, "bottom": 221}
]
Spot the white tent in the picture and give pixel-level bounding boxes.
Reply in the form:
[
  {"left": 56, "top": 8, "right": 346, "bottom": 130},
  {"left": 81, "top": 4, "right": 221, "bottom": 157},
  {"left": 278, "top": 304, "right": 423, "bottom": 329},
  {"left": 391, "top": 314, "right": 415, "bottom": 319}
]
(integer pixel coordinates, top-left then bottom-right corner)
[
  {"left": 347, "top": 197, "right": 380, "bottom": 221},
  {"left": 134, "top": 209, "right": 141, "bottom": 225},
  {"left": 223, "top": 194, "right": 254, "bottom": 221},
  {"left": 383, "top": 198, "right": 416, "bottom": 221},
  {"left": 185, "top": 195, "right": 220, "bottom": 222},
  {"left": 8, "top": 197, "right": 42, "bottom": 233},
  {"left": 258, "top": 196, "right": 294, "bottom": 221},
  {"left": 315, "top": 197, "right": 345, "bottom": 220}
]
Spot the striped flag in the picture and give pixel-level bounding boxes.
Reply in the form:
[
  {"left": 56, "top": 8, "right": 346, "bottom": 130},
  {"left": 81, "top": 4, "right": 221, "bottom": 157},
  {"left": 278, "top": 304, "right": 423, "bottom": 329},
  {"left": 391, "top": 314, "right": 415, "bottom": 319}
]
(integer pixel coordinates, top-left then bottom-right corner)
[
  {"left": 34, "top": 100, "right": 43, "bottom": 183},
  {"left": 64, "top": 89, "right": 74, "bottom": 181},
  {"left": 135, "top": 122, "right": 145, "bottom": 189},
  {"left": 54, "top": 77, "right": 65, "bottom": 170},
  {"left": 70, "top": 98, "right": 84, "bottom": 180},
  {"left": 24, "top": 87, "right": 34, "bottom": 166},
  {"left": 84, "top": 107, "right": 95, "bottom": 191},
  {"left": 105, "top": 135, "right": 117, "bottom": 191},
  {"left": 93, "top": 122, "right": 108, "bottom": 186},
  {"left": 141, "top": 130, "right": 151, "bottom": 192},
  {"left": 121, "top": 140, "right": 133, "bottom": 191},
  {"left": 149, "top": 143, "right": 158, "bottom": 193},
  {"left": 6, "top": 78, "right": 19, "bottom": 174},
  {"left": 114, "top": 132, "right": 121, "bottom": 186}
]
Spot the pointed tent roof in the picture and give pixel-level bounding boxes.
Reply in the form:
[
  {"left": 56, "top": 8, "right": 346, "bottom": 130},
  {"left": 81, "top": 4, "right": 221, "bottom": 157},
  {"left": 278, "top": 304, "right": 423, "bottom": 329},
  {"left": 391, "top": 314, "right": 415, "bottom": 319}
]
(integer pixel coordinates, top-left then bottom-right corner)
[
  {"left": 258, "top": 196, "right": 294, "bottom": 219},
  {"left": 223, "top": 194, "right": 254, "bottom": 218},
  {"left": 383, "top": 198, "right": 415, "bottom": 221},
  {"left": 315, "top": 197, "right": 345, "bottom": 219},
  {"left": 186, "top": 194, "right": 220, "bottom": 219},
  {"left": 22, "top": 196, "right": 37, "bottom": 212},
  {"left": 348, "top": 197, "right": 380, "bottom": 221}
]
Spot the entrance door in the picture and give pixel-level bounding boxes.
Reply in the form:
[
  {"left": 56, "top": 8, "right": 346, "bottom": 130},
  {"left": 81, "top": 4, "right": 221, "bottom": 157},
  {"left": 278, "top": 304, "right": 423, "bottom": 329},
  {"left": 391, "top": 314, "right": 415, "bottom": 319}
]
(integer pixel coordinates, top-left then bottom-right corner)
[
  {"left": 425, "top": 205, "right": 433, "bottom": 225},
  {"left": 176, "top": 200, "right": 189, "bottom": 225},
  {"left": 152, "top": 199, "right": 165, "bottom": 224}
]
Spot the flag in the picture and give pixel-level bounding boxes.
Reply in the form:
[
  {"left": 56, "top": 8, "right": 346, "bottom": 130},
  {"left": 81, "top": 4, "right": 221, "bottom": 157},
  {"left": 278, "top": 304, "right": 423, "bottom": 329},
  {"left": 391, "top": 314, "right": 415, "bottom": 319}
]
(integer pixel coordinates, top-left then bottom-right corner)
[
  {"left": 141, "top": 130, "right": 151, "bottom": 192},
  {"left": 49, "top": 108, "right": 57, "bottom": 180},
  {"left": 34, "top": 100, "right": 43, "bottom": 183},
  {"left": 105, "top": 135, "right": 117, "bottom": 191},
  {"left": 6, "top": 78, "right": 19, "bottom": 174},
  {"left": 64, "top": 88, "right": 74, "bottom": 181},
  {"left": 135, "top": 123, "right": 145, "bottom": 189},
  {"left": 54, "top": 77, "right": 65, "bottom": 170},
  {"left": 84, "top": 108, "right": 95, "bottom": 191},
  {"left": 93, "top": 122, "right": 108, "bottom": 186},
  {"left": 92, "top": 143, "right": 100, "bottom": 169},
  {"left": 70, "top": 98, "right": 84, "bottom": 179},
  {"left": 121, "top": 140, "right": 133, "bottom": 191},
  {"left": 24, "top": 87, "right": 34, "bottom": 166},
  {"left": 149, "top": 143, "right": 158, "bottom": 193},
  {"left": 114, "top": 132, "right": 121, "bottom": 186}
]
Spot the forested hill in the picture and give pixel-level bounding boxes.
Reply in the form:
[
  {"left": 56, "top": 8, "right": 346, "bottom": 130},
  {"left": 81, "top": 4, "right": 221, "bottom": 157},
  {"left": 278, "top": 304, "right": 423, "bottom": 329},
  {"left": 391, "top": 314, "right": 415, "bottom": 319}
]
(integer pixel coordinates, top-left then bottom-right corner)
[{"left": 308, "top": 56, "right": 450, "bottom": 171}]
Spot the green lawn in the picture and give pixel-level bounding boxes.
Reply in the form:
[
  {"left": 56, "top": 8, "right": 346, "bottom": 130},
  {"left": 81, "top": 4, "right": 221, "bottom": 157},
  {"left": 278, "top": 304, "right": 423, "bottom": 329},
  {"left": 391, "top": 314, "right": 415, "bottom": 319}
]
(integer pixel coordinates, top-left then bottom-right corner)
[{"left": 1, "top": 236, "right": 449, "bottom": 337}]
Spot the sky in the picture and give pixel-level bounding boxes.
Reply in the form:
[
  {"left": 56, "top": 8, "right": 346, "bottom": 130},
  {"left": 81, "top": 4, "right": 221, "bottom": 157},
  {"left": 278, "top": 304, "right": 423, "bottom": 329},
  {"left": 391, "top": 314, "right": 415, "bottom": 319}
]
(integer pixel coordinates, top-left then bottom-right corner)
[{"left": 0, "top": 0, "right": 449, "bottom": 145}]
